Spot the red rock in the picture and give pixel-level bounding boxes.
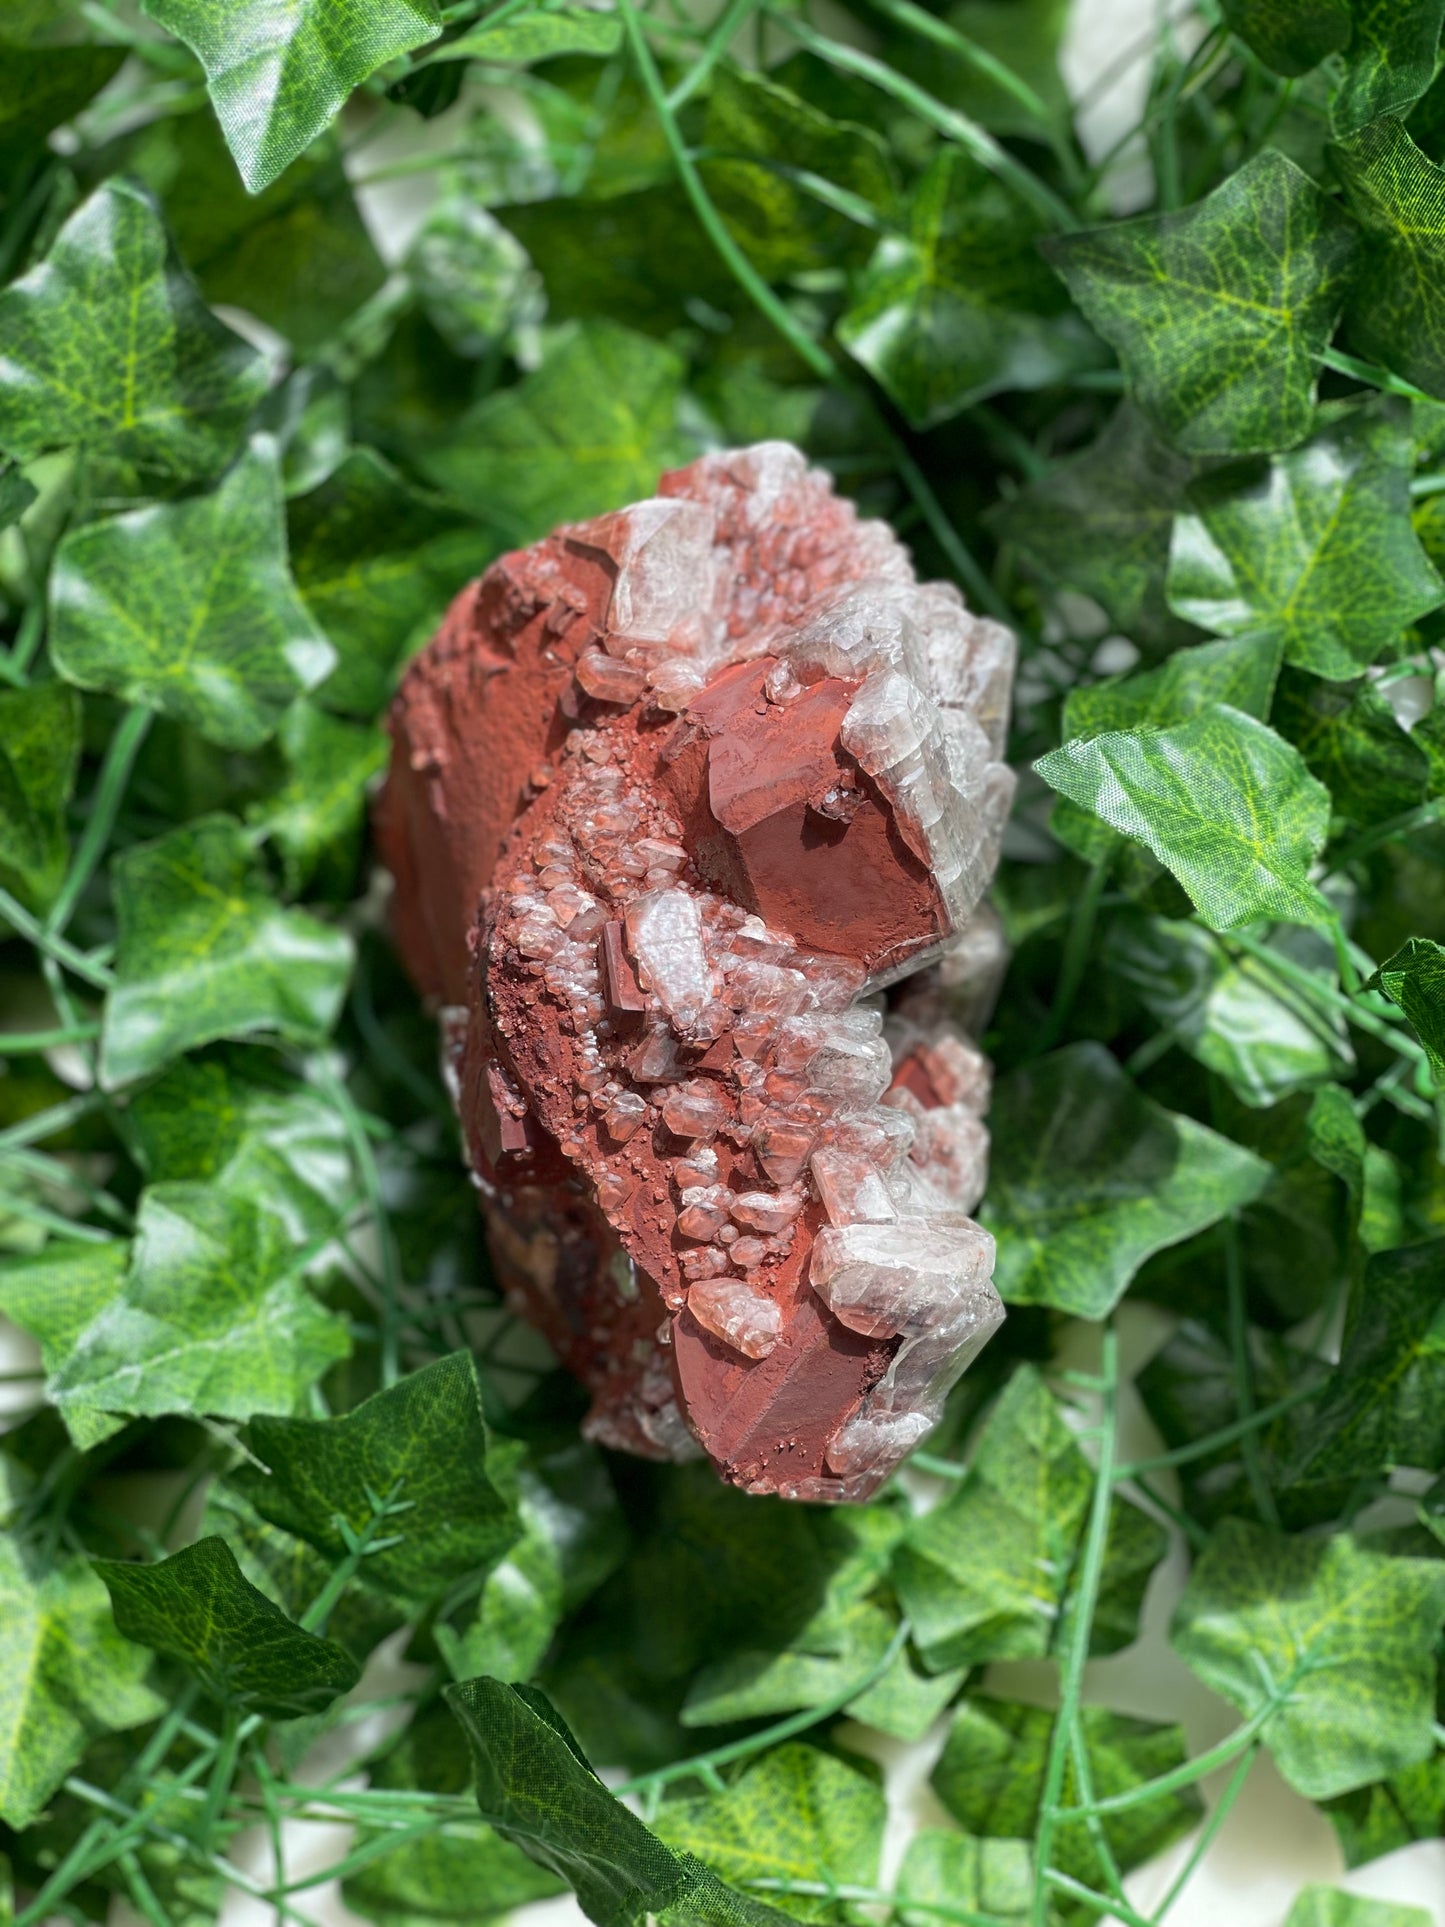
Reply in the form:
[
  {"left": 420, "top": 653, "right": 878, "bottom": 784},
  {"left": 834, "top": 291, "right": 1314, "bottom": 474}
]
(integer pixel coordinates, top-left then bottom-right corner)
[{"left": 378, "top": 442, "right": 1014, "bottom": 1498}]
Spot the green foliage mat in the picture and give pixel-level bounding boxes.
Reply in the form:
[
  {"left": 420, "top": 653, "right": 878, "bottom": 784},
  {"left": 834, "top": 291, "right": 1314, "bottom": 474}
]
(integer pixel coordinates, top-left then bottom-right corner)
[{"left": 1, "top": 4, "right": 1444, "bottom": 1926}]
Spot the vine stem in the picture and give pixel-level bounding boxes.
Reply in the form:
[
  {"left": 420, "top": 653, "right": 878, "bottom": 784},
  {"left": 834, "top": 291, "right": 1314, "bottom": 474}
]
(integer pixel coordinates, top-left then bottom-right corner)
[
  {"left": 1030, "top": 1323, "right": 1118, "bottom": 1927},
  {"left": 45, "top": 705, "right": 152, "bottom": 940},
  {"left": 1225, "top": 1213, "right": 1279, "bottom": 1528}
]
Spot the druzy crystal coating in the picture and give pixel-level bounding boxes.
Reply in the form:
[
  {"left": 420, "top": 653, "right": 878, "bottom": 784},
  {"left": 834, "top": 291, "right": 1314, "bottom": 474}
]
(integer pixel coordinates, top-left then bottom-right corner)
[{"left": 377, "top": 442, "right": 1015, "bottom": 1501}]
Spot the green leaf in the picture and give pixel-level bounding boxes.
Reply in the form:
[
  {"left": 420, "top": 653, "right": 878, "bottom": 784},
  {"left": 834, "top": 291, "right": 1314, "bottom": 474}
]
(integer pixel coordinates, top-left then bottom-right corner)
[
  {"left": 0, "top": 1239, "right": 128, "bottom": 1383},
  {"left": 438, "top": 1433, "right": 624, "bottom": 1686},
  {"left": 47, "top": 1182, "right": 350, "bottom": 1446},
  {"left": 1332, "top": 0, "right": 1445, "bottom": 135},
  {"left": 652, "top": 1744, "right": 885, "bottom": 1925},
  {"left": 892, "top": 1365, "right": 1166, "bottom": 1671},
  {"left": 1322, "top": 1753, "right": 1445, "bottom": 1869},
  {"left": 1136, "top": 1317, "right": 1333, "bottom": 1529},
  {"left": 1285, "top": 1241, "right": 1445, "bottom": 1484},
  {"left": 1220, "top": 0, "right": 1351, "bottom": 77},
  {"left": 120, "top": 112, "right": 386, "bottom": 353},
  {"left": 983, "top": 1042, "right": 1271, "bottom": 1317},
  {"left": 342, "top": 1703, "right": 567, "bottom": 1927},
  {"left": 1035, "top": 703, "right": 1335, "bottom": 930},
  {"left": 0, "top": 39, "right": 124, "bottom": 154},
  {"left": 930, "top": 1696, "right": 1202, "bottom": 1898},
  {"left": 1166, "top": 401, "right": 1444, "bottom": 677},
  {"left": 1170, "top": 1519, "right": 1445, "bottom": 1798},
  {"left": 287, "top": 447, "right": 485, "bottom": 718},
  {"left": 432, "top": 9, "right": 622, "bottom": 61},
  {"left": 1332, "top": 119, "right": 1445, "bottom": 400},
  {"left": 1273, "top": 667, "right": 1431, "bottom": 828},
  {"left": 0, "top": 179, "right": 266, "bottom": 482},
  {"left": 96, "top": 1536, "right": 359, "bottom": 1719},
  {"left": 1063, "top": 634, "right": 1283, "bottom": 740},
  {"left": 140, "top": 0, "right": 443, "bottom": 194},
  {"left": 1283, "top": 1888, "right": 1433, "bottom": 1927},
  {"left": 406, "top": 199, "right": 542, "bottom": 360},
  {"left": 246, "top": 702, "right": 388, "bottom": 893},
  {"left": 1044, "top": 151, "right": 1359, "bottom": 454},
  {"left": 420, "top": 322, "right": 696, "bottom": 543},
  {"left": 231, "top": 1353, "right": 517, "bottom": 1610},
  {"left": 0, "top": 464, "right": 37, "bottom": 532},
  {"left": 1102, "top": 912, "right": 1353, "bottom": 1105},
  {"left": 443, "top": 1675, "right": 801, "bottom": 1927},
  {"left": 100, "top": 814, "right": 354, "bottom": 1088},
  {"left": 987, "top": 404, "right": 1198, "bottom": 646},
  {"left": 0, "top": 680, "right": 80, "bottom": 914},
  {"left": 1365, "top": 936, "right": 1445, "bottom": 1079},
  {"left": 0, "top": 1534, "right": 163, "bottom": 1829},
  {"left": 51, "top": 438, "right": 335, "bottom": 752},
  {"left": 892, "top": 1830, "right": 1030, "bottom": 1927},
  {"left": 701, "top": 66, "right": 895, "bottom": 281},
  {"left": 836, "top": 145, "right": 1098, "bottom": 429},
  {"left": 125, "top": 1050, "right": 358, "bottom": 1244}
]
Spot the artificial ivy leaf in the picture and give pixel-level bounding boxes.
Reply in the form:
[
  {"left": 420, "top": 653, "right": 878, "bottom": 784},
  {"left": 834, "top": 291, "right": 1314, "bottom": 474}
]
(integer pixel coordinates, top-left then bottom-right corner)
[
  {"left": 984, "top": 1043, "right": 1271, "bottom": 1317},
  {"left": 287, "top": 447, "right": 484, "bottom": 717},
  {"left": 1062, "top": 633, "right": 1282, "bottom": 739},
  {"left": 0, "top": 1241, "right": 128, "bottom": 1400},
  {"left": 1136, "top": 1317, "right": 1333, "bottom": 1529},
  {"left": 125, "top": 1050, "right": 357, "bottom": 1245},
  {"left": 893, "top": 1365, "right": 1166, "bottom": 1671},
  {"left": 444, "top": 1675, "right": 799, "bottom": 1927},
  {"left": 100, "top": 814, "right": 353, "bottom": 1088},
  {"left": 0, "top": 465, "right": 36, "bottom": 532},
  {"left": 988, "top": 404, "right": 1197, "bottom": 646},
  {"left": 96, "top": 1536, "right": 360, "bottom": 1719},
  {"left": 1220, "top": 0, "right": 1350, "bottom": 77},
  {"left": 0, "top": 179, "right": 266, "bottom": 482},
  {"left": 0, "top": 1534, "right": 163, "bottom": 1829},
  {"left": 1285, "top": 1241, "right": 1445, "bottom": 1484},
  {"left": 120, "top": 112, "right": 386, "bottom": 353},
  {"left": 893, "top": 1830, "right": 1030, "bottom": 1927},
  {"left": 1332, "top": 0, "right": 1445, "bottom": 135},
  {"left": 141, "top": 0, "right": 443, "bottom": 194},
  {"left": 421, "top": 322, "right": 696, "bottom": 544},
  {"left": 1286, "top": 1891, "right": 1432, "bottom": 1927},
  {"left": 1035, "top": 704, "right": 1335, "bottom": 930},
  {"left": 431, "top": 9, "right": 622, "bottom": 61},
  {"left": 1103, "top": 912, "right": 1353, "bottom": 1105},
  {"left": 1044, "top": 151, "right": 1359, "bottom": 454},
  {"left": 652, "top": 1743, "right": 886, "bottom": 1925},
  {"left": 1167, "top": 401, "right": 1444, "bottom": 678},
  {"left": 1332, "top": 119, "right": 1445, "bottom": 400},
  {"left": 438, "top": 1432, "right": 625, "bottom": 1686},
  {"left": 931, "top": 1696, "right": 1202, "bottom": 1899},
  {"left": 233, "top": 1352, "right": 517, "bottom": 1610},
  {"left": 837, "top": 145, "right": 1097, "bottom": 429},
  {"left": 1322, "top": 1753, "right": 1445, "bottom": 1869},
  {"left": 701, "top": 66, "right": 895, "bottom": 281},
  {"left": 0, "top": 39, "right": 124, "bottom": 154},
  {"left": 47, "top": 1183, "right": 350, "bottom": 1447},
  {"left": 342, "top": 1703, "right": 567, "bottom": 1927},
  {"left": 1365, "top": 937, "right": 1445, "bottom": 1079},
  {"left": 246, "top": 702, "right": 388, "bottom": 894},
  {"left": 1274, "top": 667, "right": 1430, "bottom": 828},
  {"left": 406, "top": 198, "right": 542, "bottom": 359},
  {"left": 51, "top": 438, "right": 335, "bottom": 752},
  {"left": 0, "top": 680, "right": 79, "bottom": 913},
  {"left": 1171, "top": 1520, "right": 1445, "bottom": 1798}
]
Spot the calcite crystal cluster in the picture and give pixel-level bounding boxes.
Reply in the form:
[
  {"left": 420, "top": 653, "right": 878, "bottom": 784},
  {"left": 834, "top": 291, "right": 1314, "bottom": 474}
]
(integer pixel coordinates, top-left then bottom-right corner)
[{"left": 377, "top": 443, "right": 1016, "bottom": 1501}]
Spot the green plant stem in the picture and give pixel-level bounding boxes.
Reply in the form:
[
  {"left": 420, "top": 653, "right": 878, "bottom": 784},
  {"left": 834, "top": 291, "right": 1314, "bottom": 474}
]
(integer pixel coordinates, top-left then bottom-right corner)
[
  {"left": 1066, "top": 1702, "right": 1277, "bottom": 1819},
  {"left": 765, "top": 8, "right": 1079, "bottom": 230},
  {"left": 0, "top": 886, "right": 116, "bottom": 989},
  {"left": 316, "top": 1065, "right": 405, "bottom": 1386},
  {"left": 199, "top": 1708, "right": 242, "bottom": 1852},
  {"left": 1115, "top": 1382, "right": 1316, "bottom": 1479},
  {"left": 0, "top": 1021, "right": 101, "bottom": 1052},
  {"left": 667, "top": 0, "right": 755, "bottom": 107},
  {"left": 1038, "top": 857, "right": 1108, "bottom": 1052},
  {"left": 1224, "top": 1213, "right": 1279, "bottom": 1528},
  {"left": 1044, "top": 1869, "right": 1154, "bottom": 1927},
  {"left": 1031, "top": 1324, "right": 1118, "bottom": 1926},
  {"left": 744, "top": 1881, "right": 1018, "bottom": 1927},
  {"left": 1148, "top": 1743, "right": 1256, "bottom": 1924},
  {"left": 46, "top": 706, "right": 152, "bottom": 939}
]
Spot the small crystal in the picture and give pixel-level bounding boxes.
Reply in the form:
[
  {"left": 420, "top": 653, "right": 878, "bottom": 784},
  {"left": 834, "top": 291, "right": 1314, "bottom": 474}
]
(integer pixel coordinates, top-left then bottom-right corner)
[
  {"left": 675, "top": 1146, "right": 721, "bottom": 1188},
  {"left": 677, "top": 1185, "right": 735, "bottom": 1239},
  {"left": 661, "top": 1080, "right": 727, "bottom": 1138},
  {"left": 833, "top": 1104, "right": 915, "bottom": 1167},
  {"left": 576, "top": 649, "right": 648, "bottom": 705},
  {"left": 810, "top": 1148, "right": 897, "bottom": 1226},
  {"left": 731, "top": 1189, "right": 804, "bottom": 1233},
  {"left": 826, "top": 1408, "right": 933, "bottom": 1476},
  {"left": 810, "top": 1219, "right": 996, "bottom": 1340},
  {"left": 626, "top": 888, "right": 713, "bottom": 1023},
  {"left": 629, "top": 1028, "right": 683, "bottom": 1083},
  {"left": 607, "top": 497, "right": 719, "bottom": 647},
  {"left": 687, "top": 1278, "right": 783, "bottom": 1359},
  {"left": 603, "top": 1091, "right": 648, "bottom": 1143},
  {"left": 729, "top": 1236, "right": 769, "bottom": 1269},
  {"left": 754, "top": 1121, "right": 815, "bottom": 1185}
]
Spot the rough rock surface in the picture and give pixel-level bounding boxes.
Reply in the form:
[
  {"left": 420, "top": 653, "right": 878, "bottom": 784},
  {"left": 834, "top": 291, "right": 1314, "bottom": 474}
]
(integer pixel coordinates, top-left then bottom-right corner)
[{"left": 376, "top": 443, "right": 1016, "bottom": 1500}]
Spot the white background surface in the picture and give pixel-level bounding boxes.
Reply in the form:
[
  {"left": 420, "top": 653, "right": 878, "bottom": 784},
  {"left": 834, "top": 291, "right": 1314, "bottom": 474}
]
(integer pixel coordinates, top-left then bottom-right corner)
[{"left": 2, "top": 3, "right": 1442, "bottom": 1922}]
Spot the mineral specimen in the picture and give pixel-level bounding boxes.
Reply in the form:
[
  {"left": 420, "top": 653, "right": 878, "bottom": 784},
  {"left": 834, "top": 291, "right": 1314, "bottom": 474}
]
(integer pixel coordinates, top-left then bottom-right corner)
[{"left": 376, "top": 442, "right": 1015, "bottom": 1501}]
